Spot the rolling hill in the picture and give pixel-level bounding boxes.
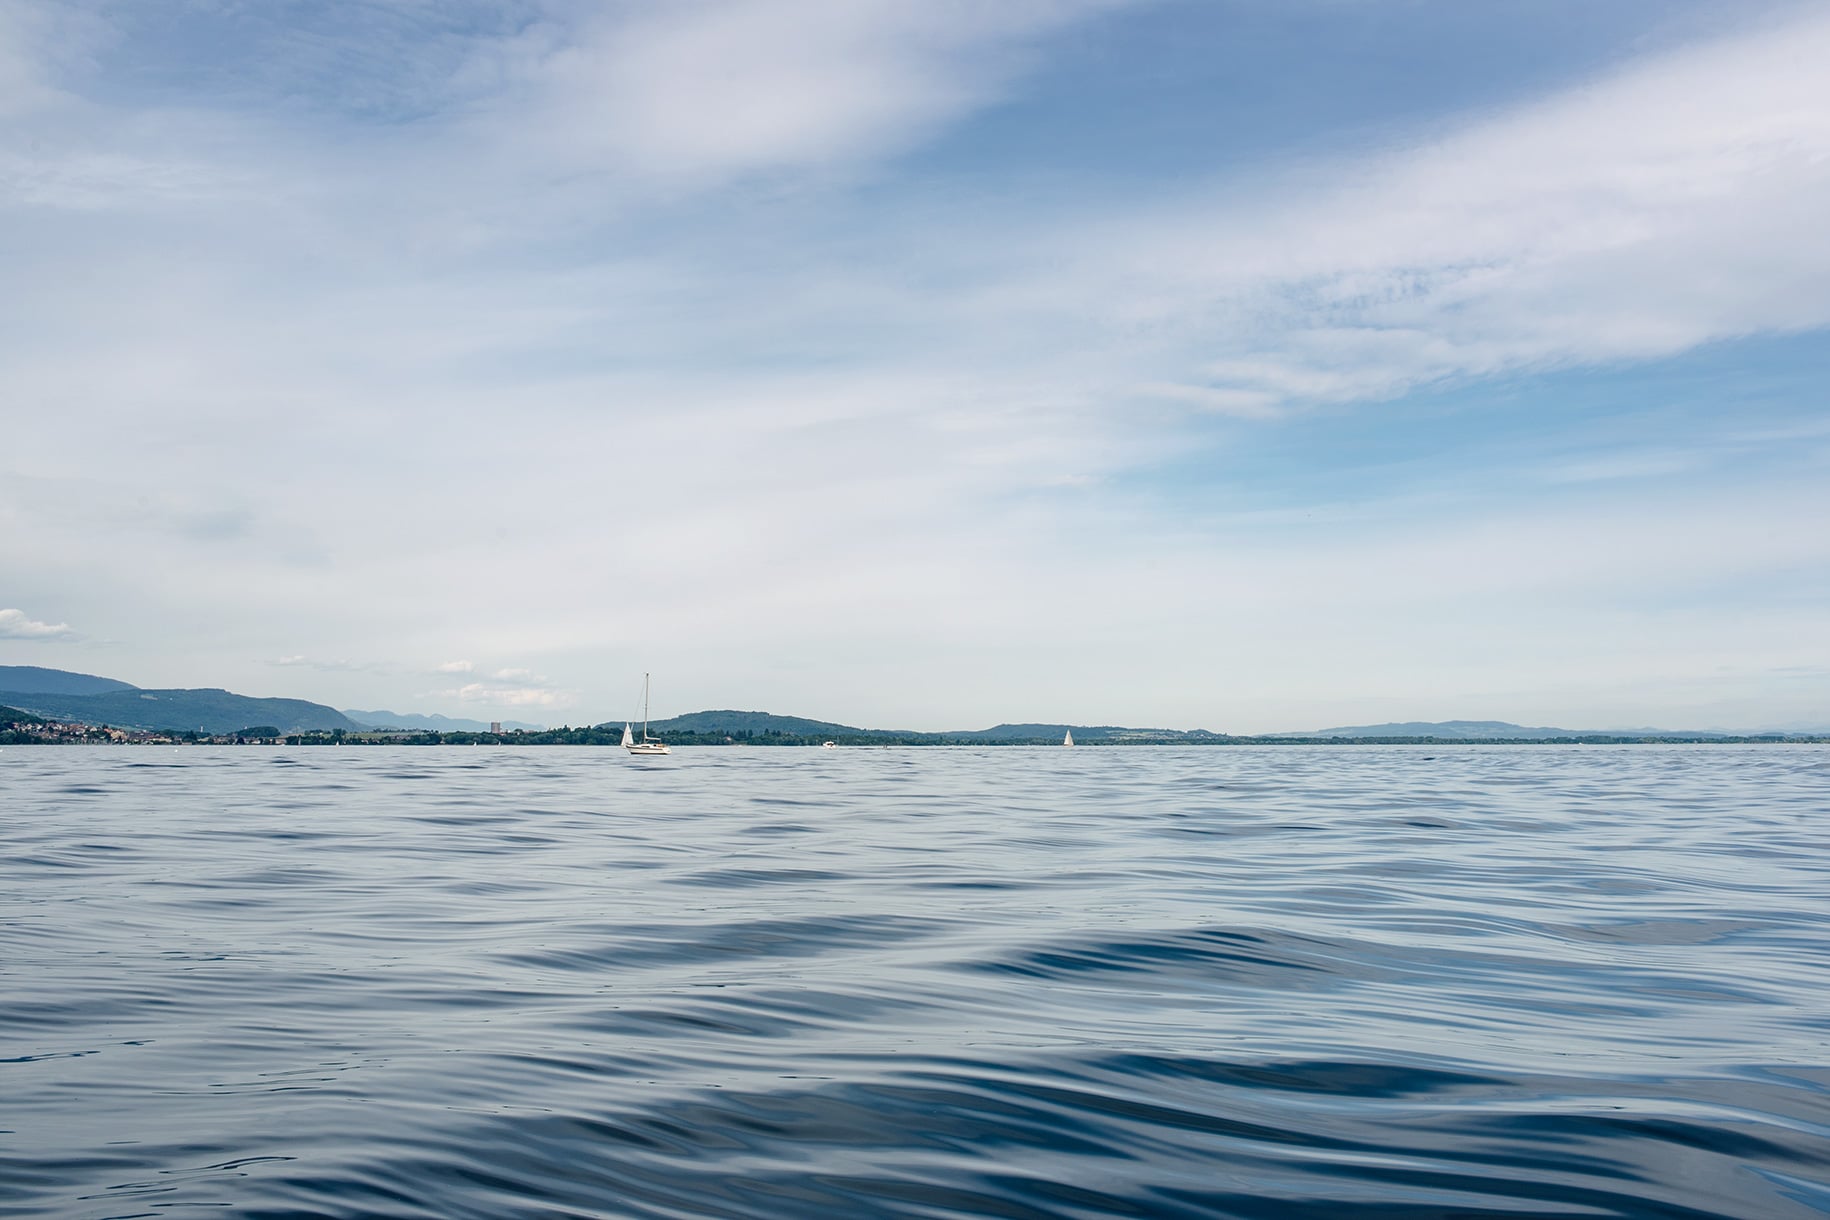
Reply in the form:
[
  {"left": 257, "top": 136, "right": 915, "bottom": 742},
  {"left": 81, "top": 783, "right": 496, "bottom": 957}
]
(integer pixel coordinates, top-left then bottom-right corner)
[
  {"left": 636, "top": 711, "right": 1225, "bottom": 744},
  {"left": 1282, "top": 720, "right": 1734, "bottom": 740},
  {"left": 0, "top": 665, "right": 136, "bottom": 696},
  {"left": 344, "top": 710, "right": 547, "bottom": 733},
  {"left": 3, "top": 668, "right": 1811, "bottom": 742},
  {"left": 0, "top": 687, "right": 362, "bottom": 735},
  {"left": 645, "top": 709, "right": 879, "bottom": 737},
  {"left": 0, "top": 667, "right": 469, "bottom": 734}
]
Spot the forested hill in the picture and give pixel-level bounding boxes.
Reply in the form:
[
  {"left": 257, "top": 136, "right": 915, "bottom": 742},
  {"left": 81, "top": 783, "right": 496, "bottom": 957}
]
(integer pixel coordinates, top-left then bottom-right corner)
[
  {"left": 645, "top": 710, "right": 878, "bottom": 737},
  {"left": 0, "top": 687, "right": 361, "bottom": 735},
  {"left": 344, "top": 710, "right": 547, "bottom": 733},
  {"left": 3, "top": 667, "right": 1807, "bottom": 742},
  {"left": 636, "top": 711, "right": 1225, "bottom": 744},
  {"left": 0, "top": 665, "right": 136, "bottom": 696}
]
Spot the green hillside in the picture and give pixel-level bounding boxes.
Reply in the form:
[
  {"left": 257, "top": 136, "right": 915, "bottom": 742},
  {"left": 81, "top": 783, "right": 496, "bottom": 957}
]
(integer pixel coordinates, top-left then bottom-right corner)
[
  {"left": 644, "top": 709, "right": 882, "bottom": 737},
  {"left": 0, "top": 688, "right": 362, "bottom": 734},
  {"left": 1, "top": 704, "right": 46, "bottom": 725},
  {"left": 632, "top": 711, "right": 1223, "bottom": 744},
  {"left": 0, "top": 665, "right": 136, "bottom": 696},
  {"left": 954, "top": 723, "right": 1149, "bottom": 742},
  {"left": 344, "top": 709, "right": 547, "bottom": 733}
]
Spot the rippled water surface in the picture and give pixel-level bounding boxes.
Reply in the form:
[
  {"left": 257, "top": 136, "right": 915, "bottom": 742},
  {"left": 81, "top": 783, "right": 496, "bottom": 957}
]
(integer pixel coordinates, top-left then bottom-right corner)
[{"left": 5, "top": 745, "right": 1829, "bottom": 1218}]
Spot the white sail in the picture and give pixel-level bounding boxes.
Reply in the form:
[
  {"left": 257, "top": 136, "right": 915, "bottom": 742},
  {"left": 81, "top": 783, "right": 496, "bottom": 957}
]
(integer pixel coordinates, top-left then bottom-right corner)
[
  {"left": 622, "top": 722, "right": 634, "bottom": 748},
  {"left": 1064, "top": 730, "right": 1074, "bottom": 747}
]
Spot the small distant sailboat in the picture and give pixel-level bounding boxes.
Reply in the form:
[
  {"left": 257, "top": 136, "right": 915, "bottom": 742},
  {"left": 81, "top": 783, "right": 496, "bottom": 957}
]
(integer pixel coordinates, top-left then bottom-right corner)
[
  {"left": 625, "top": 673, "right": 670, "bottom": 756},
  {"left": 1063, "top": 729, "right": 1074, "bottom": 747}
]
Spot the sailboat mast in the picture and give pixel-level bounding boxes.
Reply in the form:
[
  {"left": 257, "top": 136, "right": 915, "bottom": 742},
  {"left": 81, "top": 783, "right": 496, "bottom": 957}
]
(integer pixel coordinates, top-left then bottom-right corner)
[{"left": 623, "top": 672, "right": 671, "bottom": 756}]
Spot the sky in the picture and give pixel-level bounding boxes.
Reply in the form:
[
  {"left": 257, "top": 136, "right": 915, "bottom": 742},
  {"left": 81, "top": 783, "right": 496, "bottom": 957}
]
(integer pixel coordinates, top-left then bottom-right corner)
[{"left": 3, "top": 0, "right": 1828, "bottom": 734}]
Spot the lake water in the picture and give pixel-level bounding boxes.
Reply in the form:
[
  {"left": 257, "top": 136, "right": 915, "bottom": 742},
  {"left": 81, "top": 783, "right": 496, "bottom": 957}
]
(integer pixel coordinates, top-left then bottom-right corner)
[{"left": 4, "top": 745, "right": 1829, "bottom": 1218}]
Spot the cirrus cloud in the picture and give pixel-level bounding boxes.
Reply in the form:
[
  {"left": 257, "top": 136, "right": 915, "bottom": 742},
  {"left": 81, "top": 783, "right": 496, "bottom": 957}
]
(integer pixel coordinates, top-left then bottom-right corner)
[
  {"left": 1073, "top": 6, "right": 1830, "bottom": 413},
  {"left": 509, "top": 0, "right": 1131, "bottom": 186}
]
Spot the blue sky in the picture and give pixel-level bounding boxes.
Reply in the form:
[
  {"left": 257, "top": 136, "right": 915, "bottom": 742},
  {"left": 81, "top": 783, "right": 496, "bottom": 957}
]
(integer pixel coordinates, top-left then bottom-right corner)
[{"left": 2, "top": 0, "right": 1827, "bottom": 731}]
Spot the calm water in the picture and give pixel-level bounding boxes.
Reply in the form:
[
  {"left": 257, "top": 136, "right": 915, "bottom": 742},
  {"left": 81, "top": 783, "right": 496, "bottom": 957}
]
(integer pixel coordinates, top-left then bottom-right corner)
[{"left": 4, "top": 745, "right": 1829, "bottom": 1218}]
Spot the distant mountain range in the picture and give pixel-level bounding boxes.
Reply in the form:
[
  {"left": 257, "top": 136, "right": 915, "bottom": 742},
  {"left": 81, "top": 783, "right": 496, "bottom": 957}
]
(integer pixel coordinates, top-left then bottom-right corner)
[
  {"left": 2, "top": 668, "right": 1819, "bottom": 740},
  {"left": 647, "top": 712, "right": 1824, "bottom": 743},
  {"left": 1, "top": 666, "right": 363, "bottom": 734},
  {"left": 1299, "top": 719, "right": 1583, "bottom": 739},
  {"left": 648, "top": 710, "right": 1226, "bottom": 744},
  {"left": 1277, "top": 719, "right": 1824, "bottom": 740},
  {"left": 343, "top": 710, "right": 547, "bottom": 733},
  {"left": 2, "top": 686, "right": 362, "bottom": 735},
  {"left": 0, "top": 666, "right": 557, "bottom": 735}
]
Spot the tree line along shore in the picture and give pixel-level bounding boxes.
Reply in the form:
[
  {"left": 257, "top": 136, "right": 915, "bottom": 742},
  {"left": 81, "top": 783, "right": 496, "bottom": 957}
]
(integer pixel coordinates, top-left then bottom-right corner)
[{"left": 3, "top": 711, "right": 1821, "bottom": 748}]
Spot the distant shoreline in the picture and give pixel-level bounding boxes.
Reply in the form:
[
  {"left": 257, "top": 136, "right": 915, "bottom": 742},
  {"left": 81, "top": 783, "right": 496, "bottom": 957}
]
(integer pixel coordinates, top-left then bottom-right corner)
[
  {"left": 8, "top": 672, "right": 1821, "bottom": 744},
  {"left": 6, "top": 731, "right": 1825, "bottom": 748}
]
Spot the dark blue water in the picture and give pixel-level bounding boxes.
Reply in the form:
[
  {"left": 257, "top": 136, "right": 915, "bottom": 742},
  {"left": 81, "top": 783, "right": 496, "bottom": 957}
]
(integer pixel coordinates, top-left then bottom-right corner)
[{"left": 4, "top": 745, "right": 1828, "bottom": 1218}]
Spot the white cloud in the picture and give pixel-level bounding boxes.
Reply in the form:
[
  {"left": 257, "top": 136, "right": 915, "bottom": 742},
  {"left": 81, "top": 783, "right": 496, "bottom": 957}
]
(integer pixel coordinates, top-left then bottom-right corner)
[
  {"left": 1022, "top": 6, "right": 1830, "bottom": 413},
  {"left": 0, "top": 2, "right": 91, "bottom": 119},
  {"left": 1132, "top": 381, "right": 1280, "bottom": 419},
  {"left": 440, "top": 682, "right": 575, "bottom": 709},
  {"left": 419, "top": 664, "right": 569, "bottom": 712},
  {"left": 510, "top": 0, "right": 1126, "bottom": 186},
  {"left": 1540, "top": 449, "right": 1709, "bottom": 484},
  {"left": 0, "top": 608, "right": 74, "bottom": 639},
  {"left": 271, "top": 655, "right": 378, "bottom": 672}
]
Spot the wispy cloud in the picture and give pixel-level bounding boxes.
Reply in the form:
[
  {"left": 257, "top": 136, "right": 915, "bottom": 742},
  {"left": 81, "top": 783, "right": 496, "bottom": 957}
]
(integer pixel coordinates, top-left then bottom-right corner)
[
  {"left": 437, "top": 681, "right": 576, "bottom": 710},
  {"left": 0, "top": 2, "right": 97, "bottom": 119},
  {"left": 1066, "top": 7, "right": 1830, "bottom": 412},
  {"left": 272, "top": 655, "right": 379, "bottom": 672},
  {"left": 0, "top": 608, "right": 74, "bottom": 639},
  {"left": 503, "top": 0, "right": 1128, "bottom": 187},
  {"left": 423, "top": 662, "right": 569, "bottom": 711},
  {"left": 1540, "top": 449, "right": 1710, "bottom": 485}
]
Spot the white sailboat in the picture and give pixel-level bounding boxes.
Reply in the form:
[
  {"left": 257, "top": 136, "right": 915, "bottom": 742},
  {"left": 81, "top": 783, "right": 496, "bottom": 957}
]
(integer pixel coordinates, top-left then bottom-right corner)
[
  {"left": 1063, "top": 729, "right": 1074, "bottom": 747},
  {"left": 625, "top": 673, "right": 670, "bottom": 756}
]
